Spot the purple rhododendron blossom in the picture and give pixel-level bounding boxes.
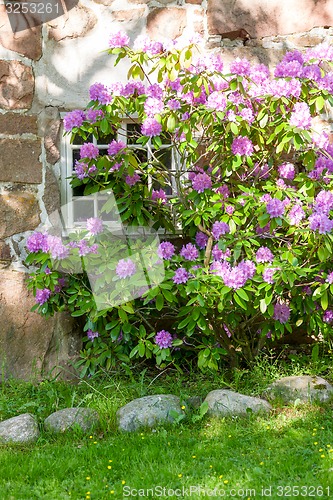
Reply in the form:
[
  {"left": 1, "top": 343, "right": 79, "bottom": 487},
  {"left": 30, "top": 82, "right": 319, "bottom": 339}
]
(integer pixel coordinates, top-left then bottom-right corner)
[
  {"left": 141, "top": 118, "right": 162, "bottom": 137},
  {"left": 263, "top": 267, "right": 279, "bottom": 284},
  {"left": 212, "top": 245, "right": 231, "bottom": 261},
  {"left": 152, "top": 189, "right": 167, "bottom": 203},
  {"left": 63, "top": 110, "right": 85, "bottom": 131},
  {"left": 87, "top": 329, "right": 99, "bottom": 341},
  {"left": 125, "top": 173, "right": 140, "bottom": 186},
  {"left": 180, "top": 243, "right": 198, "bottom": 261},
  {"left": 206, "top": 92, "right": 226, "bottom": 111},
  {"left": 289, "top": 102, "right": 312, "bottom": 130},
  {"left": 192, "top": 173, "right": 212, "bottom": 193},
  {"left": 326, "top": 272, "right": 333, "bottom": 284},
  {"left": 230, "top": 58, "right": 251, "bottom": 76},
  {"left": 195, "top": 231, "right": 208, "bottom": 249},
  {"left": 266, "top": 198, "right": 285, "bottom": 218},
  {"left": 89, "top": 83, "right": 112, "bottom": 104},
  {"left": 133, "top": 35, "right": 163, "bottom": 55},
  {"left": 116, "top": 258, "right": 136, "bottom": 279},
  {"left": 288, "top": 204, "right": 305, "bottom": 226},
  {"left": 323, "top": 310, "right": 333, "bottom": 323},
  {"left": 35, "top": 288, "right": 51, "bottom": 305},
  {"left": 108, "top": 30, "right": 130, "bottom": 48},
  {"left": 212, "top": 222, "right": 230, "bottom": 240},
  {"left": 144, "top": 97, "right": 164, "bottom": 117},
  {"left": 256, "top": 246, "right": 274, "bottom": 263},
  {"left": 231, "top": 136, "right": 254, "bottom": 156},
  {"left": 168, "top": 99, "right": 181, "bottom": 110},
  {"left": 173, "top": 267, "right": 189, "bottom": 284},
  {"left": 74, "top": 161, "right": 96, "bottom": 180},
  {"left": 86, "top": 217, "right": 103, "bottom": 235},
  {"left": 80, "top": 143, "right": 99, "bottom": 160},
  {"left": 278, "top": 163, "right": 295, "bottom": 180},
  {"left": 155, "top": 330, "right": 173, "bottom": 349},
  {"left": 309, "top": 213, "right": 333, "bottom": 234},
  {"left": 86, "top": 109, "right": 104, "bottom": 122},
  {"left": 47, "top": 236, "right": 69, "bottom": 260},
  {"left": 157, "top": 242, "right": 175, "bottom": 260},
  {"left": 314, "top": 190, "right": 333, "bottom": 214},
  {"left": 273, "top": 302, "right": 290, "bottom": 324},
  {"left": 107, "top": 140, "right": 126, "bottom": 156},
  {"left": 26, "top": 232, "right": 48, "bottom": 252},
  {"left": 238, "top": 260, "right": 256, "bottom": 280}
]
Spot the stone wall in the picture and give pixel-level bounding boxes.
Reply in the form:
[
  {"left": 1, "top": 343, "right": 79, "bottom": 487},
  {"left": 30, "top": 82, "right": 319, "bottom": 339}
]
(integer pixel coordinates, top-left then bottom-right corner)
[{"left": 0, "top": 0, "right": 333, "bottom": 379}]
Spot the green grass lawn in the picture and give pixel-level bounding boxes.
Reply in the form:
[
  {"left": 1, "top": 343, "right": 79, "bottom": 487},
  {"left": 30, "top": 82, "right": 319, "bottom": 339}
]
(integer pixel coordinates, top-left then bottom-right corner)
[{"left": 1, "top": 355, "right": 333, "bottom": 499}]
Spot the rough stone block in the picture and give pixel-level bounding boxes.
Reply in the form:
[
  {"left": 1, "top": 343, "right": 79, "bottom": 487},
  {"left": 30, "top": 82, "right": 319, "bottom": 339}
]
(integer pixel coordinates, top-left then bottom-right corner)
[
  {"left": 112, "top": 8, "right": 146, "bottom": 22},
  {"left": 207, "top": 0, "right": 333, "bottom": 39},
  {"left": 147, "top": 8, "right": 187, "bottom": 40},
  {"left": 0, "top": 60, "right": 34, "bottom": 110},
  {"left": 0, "top": 5, "right": 42, "bottom": 60},
  {"left": 39, "top": 107, "right": 61, "bottom": 164},
  {"left": 0, "top": 189, "right": 40, "bottom": 238},
  {"left": 48, "top": 3, "right": 97, "bottom": 41},
  {"left": 43, "top": 168, "right": 61, "bottom": 216},
  {"left": 0, "top": 113, "right": 38, "bottom": 135},
  {"left": 0, "top": 241, "right": 12, "bottom": 261},
  {"left": 0, "top": 139, "right": 42, "bottom": 184},
  {"left": 0, "top": 269, "right": 82, "bottom": 380}
]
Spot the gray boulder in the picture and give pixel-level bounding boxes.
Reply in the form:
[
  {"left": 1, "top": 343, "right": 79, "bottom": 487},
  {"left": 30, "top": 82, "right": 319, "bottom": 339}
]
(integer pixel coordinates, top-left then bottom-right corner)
[
  {"left": 0, "top": 413, "right": 39, "bottom": 443},
  {"left": 264, "top": 375, "right": 333, "bottom": 404},
  {"left": 44, "top": 407, "right": 99, "bottom": 433},
  {"left": 204, "top": 389, "right": 272, "bottom": 417},
  {"left": 117, "top": 394, "right": 183, "bottom": 432}
]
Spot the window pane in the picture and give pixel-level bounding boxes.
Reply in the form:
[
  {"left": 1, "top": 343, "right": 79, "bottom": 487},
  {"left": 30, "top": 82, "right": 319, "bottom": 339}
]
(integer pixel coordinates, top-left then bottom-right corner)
[
  {"left": 73, "top": 199, "right": 95, "bottom": 222},
  {"left": 97, "top": 132, "right": 117, "bottom": 145},
  {"left": 127, "top": 123, "right": 142, "bottom": 145},
  {"left": 72, "top": 133, "right": 93, "bottom": 145}
]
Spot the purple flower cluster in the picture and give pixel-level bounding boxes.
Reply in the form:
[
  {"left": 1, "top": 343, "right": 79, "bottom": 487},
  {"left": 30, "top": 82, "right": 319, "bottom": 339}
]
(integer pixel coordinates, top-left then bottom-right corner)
[
  {"left": 314, "top": 190, "right": 333, "bottom": 214},
  {"left": 35, "top": 288, "right": 51, "bottom": 305},
  {"left": 133, "top": 35, "right": 163, "bottom": 55},
  {"left": 47, "top": 235, "right": 69, "bottom": 260},
  {"left": 86, "top": 109, "right": 104, "bottom": 122},
  {"left": 116, "top": 258, "right": 136, "bottom": 279},
  {"left": 288, "top": 204, "right": 305, "bottom": 226},
  {"left": 231, "top": 136, "right": 254, "bottom": 156},
  {"left": 289, "top": 102, "right": 312, "bottom": 130},
  {"left": 211, "top": 259, "right": 255, "bottom": 289},
  {"left": 155, "top": 330, "right": 173, "bottom": 349},
  {"left": 211, "top": 222, "right": 230, "bottom": 240},
  {"left": 152, "top": 189, "right": 167, "bottom": 203},
  {"left": 273, "top": 302, "right": 290, "bottom": 324},
  {"left": 278, "top": 162, "right": 295, "bottom": 180},
  {"left": 262, "top": 267, "right": 279, "bottom": 284},
  {"left": 308, "top": 213, "right": 333, "bottom": 234},
  {"left": 266, "top": 198, "right": 285, "bottom": 218},
  {"left": 144, "top": 97, "right": 164, "bottom": 117},
  {"left": 206, "top": 92, "right": 226, "bottom": 111},
  {"left": 192, "top": 173, "right": 212, "bottom": 193},
  {"left": 89, "top": 83, "right": 112, "bottom": 104},
  {"left": 323, "top": 310, "right": 333, "bottom": 324},
  {"left": 125, "top": 173, "right": 140, "bottom": 186},
  {"left": 180, "top": 243, "right": 198, "bottom": 261},
  {"left": 26, "top": 232, "right": 48, "bottom": 253},
  {"left": 80, "top": 143, "right": 99, "bottom": 160},
  {"left": 86, "top": 217, "right": 103, "bottom": 235},
  {"left": 157, "top": 241, "right": 175, "bottom": 260},
  {"left": 255, "top": 246, "right": 274, "bottom": 263},
  {"left": 74, "top": 161, "right": 97, "bottom": 180},
  {"left": 63, "top": 110, "right": 85, "bottom": 132},
  {"left": 173, "top": 267, "right": 189, "bottom": 284},
  {"left": 107, "top": 140, "right": 126, "bottom": 156},
  {"left": 195, "top": 231, "right": 208, "bottom": 249},
  {"left": 108, "top": 30, "right": 130, "bottom": 48},
  {"left": 230, "top": 58, "right": 251, "bottom": 76},
  {"left": 87, "top": 329, "right": 99, "bottom": 341},
  {"left": 212, "top": 245, "right": 230, "bottom": 261},
  {"left": 141, "top": 118, "right": 162, "bottom": 137}
]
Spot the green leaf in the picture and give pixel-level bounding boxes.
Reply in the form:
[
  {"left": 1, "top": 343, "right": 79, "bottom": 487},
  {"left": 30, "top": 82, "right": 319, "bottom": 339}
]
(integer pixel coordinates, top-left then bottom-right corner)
[
  {"left": 236, "top": 288, "right": 249, "bottom": 301},
  {"left": 156, "top": 293, "right": 164, "bottom": 311},
  {"left": 260, "top": 299, "right": 267, "bottom": 314},
  {"left": 321, "top": 290, "right": 328, "bottom": 311}
]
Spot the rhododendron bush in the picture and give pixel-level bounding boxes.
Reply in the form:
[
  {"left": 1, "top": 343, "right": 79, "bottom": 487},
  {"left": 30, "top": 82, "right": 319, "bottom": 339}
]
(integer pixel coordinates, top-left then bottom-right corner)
[{"left": 26, "top": 33, "right": 333, "bottom": 374}]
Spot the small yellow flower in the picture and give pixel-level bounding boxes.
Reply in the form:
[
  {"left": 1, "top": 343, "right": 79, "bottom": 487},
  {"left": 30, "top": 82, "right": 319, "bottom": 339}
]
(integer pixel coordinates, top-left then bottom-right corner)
[
  {"left": 86, "top": 496, "right": 90, "bottom": 500},
  {"left": 108, "top": 466, "right": 112, "bottom": 470},
  {"left": 192, "top": 455, "right": 196, "bottom": 458},
  {"left": 178, "top": 474, "right": 182, "bottom": 478},
  {"left": 313, "top": 428, "right": 317, "bottom": 431},
  {"left": 224, "top": 480, "right": 229, "bottom": 484},
  {"left": 321, "top": 427, "right": 325, "bottom": 429},
  {"left": 122, "top": 480, "right": 126, "bottom": 485},
  {"left": 319, "top": 448, "right": 323, "bottom": 452},
  {"left": 209, "top": 465, "right": 213, "bottom": 468},
  {"left": 314, "top": 442, "right": 318, "bottom": 445},
  {"left": 260, "top": 462, "right": 264, "bottom": 465},
  {"left": 93, "top": 441, "right": 97, "bottom": 444},
  {"left": 321, "top": 454, "right": 325, "bottom": 458},
  {"left": 89, "top": 436, "right": 93, "bottom": 439},
  {"left": 109, "top": 460, "right": 112, "bottom": 462},
  {"left": 228, "top": 435, "right": 232, "bottom": 438},
  {"left": 110, "top": 491, "right": 114, "bottom": 495},
  {"left": 86, "top": 477, "right": 91, "bottom": 481},
  {"left": 219, "top": 475, "right": 223, "bottom": 479},
  {"left": 181, "top": 405, "right": 186, "bottom": 410},
  {"left": 327, "top": 445, "right": 331, "bottom": 448}
]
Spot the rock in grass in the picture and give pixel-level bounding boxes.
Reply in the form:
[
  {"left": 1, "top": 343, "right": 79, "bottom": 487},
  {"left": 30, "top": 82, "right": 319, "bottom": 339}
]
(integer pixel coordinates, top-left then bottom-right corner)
[
  {"left": 117, "top": 394, "right": 183, "bottom": 432},
  {"left": 204, "top": 390, "right": 272, "bottom": 417},
  {"left": 44, "top": 407, "right": 99, "bottom": 433},
  {"left": 264, "top": 375, "right": 333, "bottom": 404},
  {"left": 0, "top": 413, "right": 39, "bottom": 443}
]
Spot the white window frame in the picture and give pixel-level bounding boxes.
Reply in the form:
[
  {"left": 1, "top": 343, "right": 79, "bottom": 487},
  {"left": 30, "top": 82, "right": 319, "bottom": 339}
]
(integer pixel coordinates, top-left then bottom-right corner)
[{"left": 60, "top": 116, "right": 182, "bottom": 234}]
